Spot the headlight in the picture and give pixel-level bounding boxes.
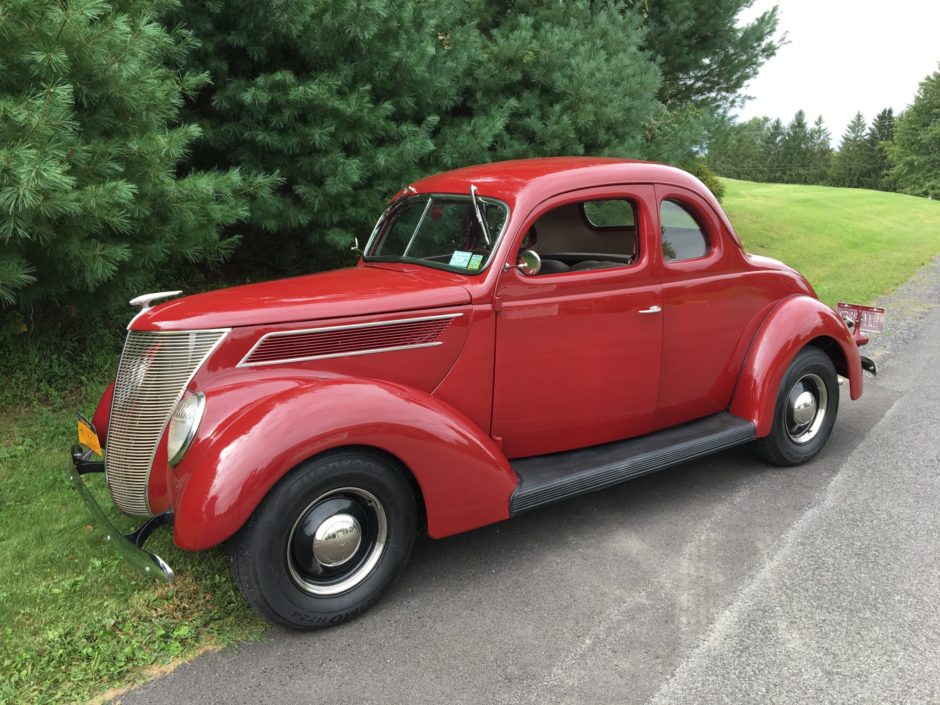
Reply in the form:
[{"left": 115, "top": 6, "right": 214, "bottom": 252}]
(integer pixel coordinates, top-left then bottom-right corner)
[{"left": 167, "top": 391, "right": 206, "bottom": 467}]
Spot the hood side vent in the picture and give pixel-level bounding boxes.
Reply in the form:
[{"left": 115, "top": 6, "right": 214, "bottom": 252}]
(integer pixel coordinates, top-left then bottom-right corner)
[{"left": 240, "top": 313, "right": 461, "bottom": 367}]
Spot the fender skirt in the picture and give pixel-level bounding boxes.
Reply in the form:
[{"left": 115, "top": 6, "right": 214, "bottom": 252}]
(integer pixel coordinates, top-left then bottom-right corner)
[
  {"left": 730, "top": 296, "right": 863, "bottom": 437},
  {"left": 171, "top": 376, "right": 517, "bottom": 550}
]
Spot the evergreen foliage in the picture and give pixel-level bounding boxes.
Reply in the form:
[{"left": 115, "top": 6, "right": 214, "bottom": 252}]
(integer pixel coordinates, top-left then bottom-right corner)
[
  {"left": 707, "top": 111, "right": 831, "bottom": 184},
  {"left": 866, "top": 108, "right": 896, "bottom": 191},
  {"left": 455, "top": 2, "right": 662, "bottom": 161},
  {"left": 1, "top": 0, "right": 786, "bottom": 320},
  {"left": 890, "top": 66, "right": 940, "bottom": 199},
  {"left": 175, "top": 0, "right": 779, "bottom": 275},
  {"left": 709, "top": 105, "right": 911, "bottom": 193},
  {"left": 0, "top": 0, "right": 273, "bottom": 324},
  {"left": 706, "top": 116, "right": 768, "bottom": 180},
  {"left": 806, "top": 116, "right": 834, "bottom": 185},
  {"left": 779, "top": 110, "right": 812, "bottom": 183},
  {"left": 175, "top": 0, "right": 668, "bottom": 274},
  {"left": 830, "top": 112, "right": 870, "bottom": 188},
  {"left": 624, "top": 0, "right": 782, "bottom": 110}
]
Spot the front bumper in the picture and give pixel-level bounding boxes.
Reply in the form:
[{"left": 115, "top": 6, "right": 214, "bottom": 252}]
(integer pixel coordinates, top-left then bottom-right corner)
[{"left": 68, "top": 446, "right": 175, "bottom": 581}]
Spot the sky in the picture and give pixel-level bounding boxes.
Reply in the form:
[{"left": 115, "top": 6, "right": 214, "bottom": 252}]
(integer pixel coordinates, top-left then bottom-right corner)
[{"left": 736, "top": 0, "right": 940, "bottom": 141}]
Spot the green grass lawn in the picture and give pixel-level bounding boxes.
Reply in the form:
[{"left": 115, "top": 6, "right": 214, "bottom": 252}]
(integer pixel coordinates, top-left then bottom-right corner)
[
  {"left": 3, "top": 179, "right": 940, "bottom": 704},
  {"left": 721, "top": 179, "right": 940, "bottom": 306},
  {"left": 0, "top": 368, "right": 265, "bottom": 705}
]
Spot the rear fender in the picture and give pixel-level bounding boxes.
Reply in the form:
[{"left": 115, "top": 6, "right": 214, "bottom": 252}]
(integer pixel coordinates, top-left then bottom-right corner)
[
  {"left": 171, "top": 376, "right": 516, "bottom": 550},
  {"left": 730, "top": 296, "right": 862, "bottom": 436}
]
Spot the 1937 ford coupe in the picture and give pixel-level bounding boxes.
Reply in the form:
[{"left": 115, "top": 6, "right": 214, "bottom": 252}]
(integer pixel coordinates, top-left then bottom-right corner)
[{"left": 70, "top": 158, "right": 876, "bottom": 629}]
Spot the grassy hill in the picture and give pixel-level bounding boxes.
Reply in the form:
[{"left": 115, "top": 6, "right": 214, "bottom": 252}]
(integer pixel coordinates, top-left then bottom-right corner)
[{"left": 721, "top": 179, "right": 940, "bottom": 306}]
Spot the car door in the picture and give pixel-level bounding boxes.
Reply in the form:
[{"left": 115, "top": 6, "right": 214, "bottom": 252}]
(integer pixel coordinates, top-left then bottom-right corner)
[
  {"left": 653, "top": 185, "right": 767, "bottom": 430},
  {"left": 491, "top": 186, "right": 663, "bottom": 459}
]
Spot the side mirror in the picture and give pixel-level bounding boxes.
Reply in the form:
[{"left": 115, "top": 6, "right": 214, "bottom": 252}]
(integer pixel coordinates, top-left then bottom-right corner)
[{"left": 512, "top": 249, "right": 541, "bottom": 276}]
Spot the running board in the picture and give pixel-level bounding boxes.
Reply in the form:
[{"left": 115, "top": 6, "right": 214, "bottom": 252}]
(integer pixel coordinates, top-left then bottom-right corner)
[{"left": 509, "top": 413, "right": 756, "bottom": 515}]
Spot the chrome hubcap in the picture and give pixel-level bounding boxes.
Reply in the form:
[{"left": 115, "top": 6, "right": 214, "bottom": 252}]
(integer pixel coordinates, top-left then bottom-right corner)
[
  {"left": 313, "top": 514, "right": 362, "bottom": 567},
  {"left": 786, "top": 373, "right": 828, "bottom": 444},
  {"left": 287, "top": 488, "right": 387, "bottom": 596},
  {"left": 791, "top": 390, "right": 817, "bottom": 426}
]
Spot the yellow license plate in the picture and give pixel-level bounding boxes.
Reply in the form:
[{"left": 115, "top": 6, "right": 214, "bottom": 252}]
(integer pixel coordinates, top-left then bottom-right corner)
[{"left": 77, "top": 415, "right": 103, "bottom": 457}]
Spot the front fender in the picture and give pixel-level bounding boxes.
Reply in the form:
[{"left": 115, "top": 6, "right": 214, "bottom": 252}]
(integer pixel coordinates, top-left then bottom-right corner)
[
  {"left": 91, "top": 379, "right": 115, "bottom": 447},
  {"left": 171, "top": 376, "right": 516, "bottom": 550},
  {"left": 730, "top": 295, "right": 862, "bottom": 437}
]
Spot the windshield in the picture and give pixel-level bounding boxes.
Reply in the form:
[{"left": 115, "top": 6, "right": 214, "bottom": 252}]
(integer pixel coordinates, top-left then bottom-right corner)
[{"left": 364, "top": 195, "right": 509, "bottom": 274}]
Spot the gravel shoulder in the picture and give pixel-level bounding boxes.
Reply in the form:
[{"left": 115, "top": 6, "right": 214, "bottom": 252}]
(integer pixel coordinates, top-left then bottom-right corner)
[{"left": 865, "top": 254, "right": 940, "bottom": 371}]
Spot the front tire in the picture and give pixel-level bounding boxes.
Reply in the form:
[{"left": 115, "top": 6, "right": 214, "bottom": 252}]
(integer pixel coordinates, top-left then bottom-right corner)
[
  {"left": 229, "top": 450, "right": 417, "bottom": 630},
  {"left": 754, "top": 346, "right": 839, "bottom": 467}
]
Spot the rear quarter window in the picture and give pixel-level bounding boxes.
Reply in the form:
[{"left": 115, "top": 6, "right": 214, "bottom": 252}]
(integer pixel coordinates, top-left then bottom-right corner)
[
  {"left": 661, "top": 200, "right": 708, "bottom": 261},
  {"left": 582, "top": 199, "right": 635, "bottom": 228}
]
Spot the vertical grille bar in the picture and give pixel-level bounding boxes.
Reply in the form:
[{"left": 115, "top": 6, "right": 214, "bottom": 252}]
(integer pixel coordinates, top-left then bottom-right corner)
[{"left": 105, "top": 329, "right": 227, "bottom": 516}]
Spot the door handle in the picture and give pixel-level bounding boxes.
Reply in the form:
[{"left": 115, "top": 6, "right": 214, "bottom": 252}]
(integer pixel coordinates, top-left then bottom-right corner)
[{"left": 638, "top": 305, "right": 662, "bottom": 315}]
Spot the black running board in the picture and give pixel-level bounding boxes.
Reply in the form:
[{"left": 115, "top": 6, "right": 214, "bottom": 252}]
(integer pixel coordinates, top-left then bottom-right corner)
[{"left": 509, "top": 413, "right": 756, "bottom": 515}]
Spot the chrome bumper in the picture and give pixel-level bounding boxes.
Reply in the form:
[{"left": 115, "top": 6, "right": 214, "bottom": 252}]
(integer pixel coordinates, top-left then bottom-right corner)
[{"left": 69, "top": 446, "right": 175, "bottom": 581}]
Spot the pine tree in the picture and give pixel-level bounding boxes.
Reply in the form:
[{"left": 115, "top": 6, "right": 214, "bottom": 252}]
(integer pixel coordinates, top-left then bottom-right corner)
[
  {"left": 456, "top": 1, "right": 662, "bottom": 161},
  {"left": 866, "top": 108, "right": 896, "bottom": 191},
  {"left": 830, "top": 112, "right": 869, "bottom": 188},
  {"left": 889, "top": 66, "right": 940, "bottom": 199},
  {"left": 807, "top": 116, "right": 833, "bottom": 185},
  {"left": 760, "top": 118, "right": 786, "bottom": 182},
  {"left": 707, "top": 116, "right": 769, "bottom": 181},
  {"left": 707, "top": 112, "right": 831, "bottom": 186},
  {"left": 624, "top": 0, "right": 783, "bottom": 110},
  {"left": 0, "top": 0, "right": 273, "bottom": 319},
  {"left": 174, "top": 0, "right": 664, "bottom": 275},
  {"left": 780, "top": 110, "right": 812, "bottom": 183}
]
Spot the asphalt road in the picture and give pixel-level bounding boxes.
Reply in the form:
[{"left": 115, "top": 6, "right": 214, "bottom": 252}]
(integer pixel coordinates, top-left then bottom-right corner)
[{"left": 116, "top": 288, "right": 940, "bottom": 705}]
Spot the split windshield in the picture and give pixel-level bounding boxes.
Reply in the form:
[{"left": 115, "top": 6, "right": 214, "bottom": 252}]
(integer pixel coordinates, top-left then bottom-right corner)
[{"left": 364, "top": 195, "right": 509, "bottom": 274}]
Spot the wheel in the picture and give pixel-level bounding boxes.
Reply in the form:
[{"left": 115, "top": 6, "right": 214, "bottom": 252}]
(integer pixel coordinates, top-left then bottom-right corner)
[
  {"left": 754, "top": 346, "right": 839, "bottom": 467},
  {"left": 229, "top": 450, "right": 417, "bottom": 630}
]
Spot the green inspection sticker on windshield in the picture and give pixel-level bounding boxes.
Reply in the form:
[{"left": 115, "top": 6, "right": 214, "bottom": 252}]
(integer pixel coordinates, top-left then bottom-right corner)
[
  {"left": 467, "top": 254, "right": 483, "bottom": 270},
  {"left": 449, "top": 250, "right": 472, "bottom": 267}
]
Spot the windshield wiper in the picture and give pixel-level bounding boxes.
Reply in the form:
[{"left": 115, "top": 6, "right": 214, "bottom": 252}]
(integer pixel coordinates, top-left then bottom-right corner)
[
  {"left": 469, "top": 184, "right": 491, "bottom": 245},
  {"left": 403, "top": 197, "right": 433, "bottom": 257}
]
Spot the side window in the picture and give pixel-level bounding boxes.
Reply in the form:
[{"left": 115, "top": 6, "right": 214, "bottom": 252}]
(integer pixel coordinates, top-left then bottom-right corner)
[
  {"left": 660, "top": 200, "right": 708, "bottom": 261},
  {"left": 525, "top": 198, "right": 638, "bottom": 274}
]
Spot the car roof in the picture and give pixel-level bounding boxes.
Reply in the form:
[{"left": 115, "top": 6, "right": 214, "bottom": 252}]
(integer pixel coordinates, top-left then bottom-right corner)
[
  {"left": 407, "top": 157, "right": 738, "bottom": 247},
  {"left": 409, "top": 157, "right": 707, "bottom": 204}
]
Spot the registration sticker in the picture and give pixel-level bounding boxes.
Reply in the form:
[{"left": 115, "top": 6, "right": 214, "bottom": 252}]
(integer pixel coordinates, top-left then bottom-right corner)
[
  {"left": 467, "top": 254, "right": 484, "bottom": 270},
  {"left": 837, "top": 303, "right": 886, "bottom": 333},
  {"left": 448, "top": 250, "right": 472, "bottom": 268},
  {"left": 77, "top": 414, "right": 103, "bottom": 456}
]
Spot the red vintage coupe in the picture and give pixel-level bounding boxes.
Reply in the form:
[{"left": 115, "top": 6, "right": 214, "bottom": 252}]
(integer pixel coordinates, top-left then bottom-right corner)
[{"left": 70, "top": 158, "right": 875, "bottom": 629}]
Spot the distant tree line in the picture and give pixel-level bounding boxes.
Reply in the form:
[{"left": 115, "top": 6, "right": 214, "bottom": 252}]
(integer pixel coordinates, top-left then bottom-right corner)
[
  {"left": 0, "top": 0, "right": 780, "bottom": 331},
  {"left": 707, "top": 65, "right": 940, "bottom": 198}
]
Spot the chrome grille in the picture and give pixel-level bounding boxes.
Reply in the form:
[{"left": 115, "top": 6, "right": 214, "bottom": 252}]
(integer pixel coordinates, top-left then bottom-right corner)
[{"left": 105, "top": 329, "right": 227, "bottom": 516}]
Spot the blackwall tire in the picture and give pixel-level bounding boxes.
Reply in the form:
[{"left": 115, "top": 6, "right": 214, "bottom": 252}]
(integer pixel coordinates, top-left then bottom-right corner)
[
  {"left": 754, "top": 346, "right": 840, "bottom": 467},
  {"left": 229, "top": 450, "right": 417, "bottom": 630}
]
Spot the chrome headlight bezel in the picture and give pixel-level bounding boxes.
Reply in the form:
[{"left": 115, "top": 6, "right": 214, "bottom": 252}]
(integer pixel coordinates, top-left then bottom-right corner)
[{"left": 167, "top": 391, "right": 206, "bottom": 467}]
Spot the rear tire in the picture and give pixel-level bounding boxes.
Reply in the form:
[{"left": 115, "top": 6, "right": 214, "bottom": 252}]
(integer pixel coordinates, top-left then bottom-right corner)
[
  {"left": 229, "top": 450, "right": 416, "bottom": 630},
  {"left": 754, "top": 347, "right": 839, "bottom": 467}
]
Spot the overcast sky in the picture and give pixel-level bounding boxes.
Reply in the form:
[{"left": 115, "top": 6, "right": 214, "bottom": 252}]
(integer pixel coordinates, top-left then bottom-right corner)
[{"left": 736, "top": 0, "right": 940, "bottom": 140}]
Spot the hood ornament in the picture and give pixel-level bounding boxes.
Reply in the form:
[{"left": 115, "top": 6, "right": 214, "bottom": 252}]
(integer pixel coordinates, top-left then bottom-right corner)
[{"left": 129, "top": 290, "right": 183, "bottom": 310}]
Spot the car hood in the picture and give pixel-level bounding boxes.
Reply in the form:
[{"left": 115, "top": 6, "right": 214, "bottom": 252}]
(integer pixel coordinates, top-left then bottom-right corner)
[{"left": 133, "top": 265, "right": 472, "bottom": 331}]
